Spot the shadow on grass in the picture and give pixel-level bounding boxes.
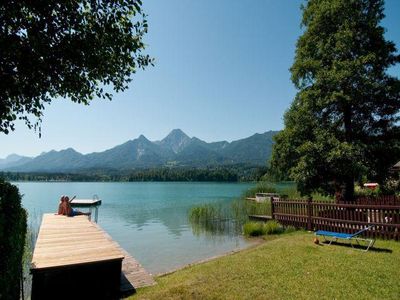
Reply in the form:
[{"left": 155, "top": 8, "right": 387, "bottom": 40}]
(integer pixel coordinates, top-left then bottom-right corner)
[{"left": 319, "top": 241, "right": 393, "bottom": 253}]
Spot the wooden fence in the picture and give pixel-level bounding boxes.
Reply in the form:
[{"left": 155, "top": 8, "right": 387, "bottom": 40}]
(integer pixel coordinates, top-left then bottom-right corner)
[{"left": 271, "top": 198, "right": 400, "bottom": 240}]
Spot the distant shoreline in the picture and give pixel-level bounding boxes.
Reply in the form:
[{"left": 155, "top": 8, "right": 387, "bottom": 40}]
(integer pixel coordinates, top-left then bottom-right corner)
[
  {"left": 8, "top": 179, "right": 257, "bottom": 183},
  {"left": 1, "top": 166, "right": 268, "bottom": 182}
]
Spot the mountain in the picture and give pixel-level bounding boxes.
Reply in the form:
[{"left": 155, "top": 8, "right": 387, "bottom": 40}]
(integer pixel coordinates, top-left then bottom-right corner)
[
  {"left": 221, "top": 132, "right": 276, "bottom": 165},
  {"left": 84, "top": 135, "right": 174, "bottom": 169},
  {"left": 1, "top": 130, "right": 279, "bottom": 173},
  {"left": 0, "top": 154, "right": 33, "bottom": 169},
  {"left": 10, "top": 148, "right": 85, "bottom": 172}
]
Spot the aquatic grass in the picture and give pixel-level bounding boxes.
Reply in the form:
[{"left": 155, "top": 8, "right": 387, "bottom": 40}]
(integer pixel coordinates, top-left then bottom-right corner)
[
  {"left": 188, "top": 204, "right": 241, "bottom": 237},
  {"left": 22, "top": 210, "right": 41, "bottom": 299},
  {"left": 231, "top": 199, "right": 271, "bottom": 220},
  {"left": 131, "top": 232, "right": 400, "bottom": 299}
]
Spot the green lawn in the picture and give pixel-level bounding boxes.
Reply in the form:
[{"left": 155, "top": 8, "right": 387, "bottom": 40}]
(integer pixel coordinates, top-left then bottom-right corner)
[{"left": 130, "top": 232, "right": 400, "bottom": 299}]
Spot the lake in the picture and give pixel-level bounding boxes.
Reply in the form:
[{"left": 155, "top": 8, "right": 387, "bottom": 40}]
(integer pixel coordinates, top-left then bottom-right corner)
[{"left": 16, "top": 181, "right": 254, "bottom": 274}]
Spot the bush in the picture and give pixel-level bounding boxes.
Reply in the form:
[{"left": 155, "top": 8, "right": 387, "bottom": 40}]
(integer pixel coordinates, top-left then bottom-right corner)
[
  {"left": 243, "top": 222, "right": 266, "bottom": 237},
  {"left": 354, "top": 185, "right": 382, "bottom": 197},
  {"left": 264, "top": 220, "right": 283, "bottom": 234},
  {"left": 243, "top": 220, "right": 284, "bottom": 237},
  {"left": 0, "top": 178, "right": 27, "bottom": 300}
]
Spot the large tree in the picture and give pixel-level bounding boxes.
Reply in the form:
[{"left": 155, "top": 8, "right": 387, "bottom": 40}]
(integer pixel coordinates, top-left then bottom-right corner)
[
  {"left": 0, "top": 0, "right": 152, "bottom": 134},
  {"left": 270, "top": 0, "right": 400, "bottom": 200}
]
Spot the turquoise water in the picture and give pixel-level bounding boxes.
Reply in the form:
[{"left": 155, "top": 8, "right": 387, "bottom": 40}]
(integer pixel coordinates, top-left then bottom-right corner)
[{"left": 16, "top": 182, "right": 254, "bottom": 274}]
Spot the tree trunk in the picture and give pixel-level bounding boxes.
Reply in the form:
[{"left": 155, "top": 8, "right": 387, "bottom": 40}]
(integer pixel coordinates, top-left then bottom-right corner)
[{"left": 343, "top": 179, "right": 354, "bottom": 202}]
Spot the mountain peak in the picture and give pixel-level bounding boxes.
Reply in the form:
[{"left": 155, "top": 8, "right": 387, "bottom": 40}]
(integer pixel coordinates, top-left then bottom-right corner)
[
  {"left": 5, "top": 153, "right": 24, "bottom": 161},
  {"left": 161, "top": 129, "right": 191, "bottom": 154},
  {"left": 138, "top": 134, "right": 149, "bottom": 141},
  {"left": 167, "top": 129, "right": 189, "bottom": 138}
]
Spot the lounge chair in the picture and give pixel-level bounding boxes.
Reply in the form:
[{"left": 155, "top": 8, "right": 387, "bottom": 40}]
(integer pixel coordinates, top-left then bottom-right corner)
[{"left": 315, "top": 226, "right": 375, "bottom": 252}]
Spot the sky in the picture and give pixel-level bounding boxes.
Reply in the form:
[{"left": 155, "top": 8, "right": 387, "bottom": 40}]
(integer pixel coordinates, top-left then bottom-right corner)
[{"left": 0, "top": 0, "right": 399, "bottom": 158}]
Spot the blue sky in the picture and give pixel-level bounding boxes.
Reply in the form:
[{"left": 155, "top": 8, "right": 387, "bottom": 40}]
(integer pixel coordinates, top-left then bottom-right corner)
[{"left": 0, "top": 0, "right": 399, "bottom": 158}]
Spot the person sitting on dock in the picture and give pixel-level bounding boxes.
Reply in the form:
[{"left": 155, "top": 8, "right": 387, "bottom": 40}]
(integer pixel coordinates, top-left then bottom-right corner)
[
  {"left": 57, "top": 195, "right": 66, "bottom": 215},
  {"left": 57, "top": 196, "right": 91, "bottom": 217}
]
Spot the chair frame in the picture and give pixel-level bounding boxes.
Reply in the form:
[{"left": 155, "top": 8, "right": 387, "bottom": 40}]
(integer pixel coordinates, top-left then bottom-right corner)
[{"left": 315, "top": 226, "right": 375, "bottom": 252}]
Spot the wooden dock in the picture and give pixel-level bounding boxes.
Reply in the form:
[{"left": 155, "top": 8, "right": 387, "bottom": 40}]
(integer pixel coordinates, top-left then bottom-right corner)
[
  {"left": 248, "top": 215, "right": 273, "bottom": 221},
  {"left": 31, "top": 214, "right": 155, "bottom": 299}
]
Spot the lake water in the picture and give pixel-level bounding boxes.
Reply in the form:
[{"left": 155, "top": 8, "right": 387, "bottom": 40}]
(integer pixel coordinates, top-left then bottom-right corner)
[{"left": 16, "top": 181, "right": 254, "bottom": 274}]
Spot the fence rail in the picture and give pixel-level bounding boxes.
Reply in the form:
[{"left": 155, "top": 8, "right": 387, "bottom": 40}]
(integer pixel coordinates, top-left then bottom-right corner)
[{"left": 272, "top": 198, "right": 400, "bottom": 240}]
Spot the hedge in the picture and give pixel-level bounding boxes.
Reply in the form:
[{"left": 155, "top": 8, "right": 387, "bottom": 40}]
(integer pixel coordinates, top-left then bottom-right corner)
[{"left": 0, "top": 178, "right": 27, "bottom": 300}]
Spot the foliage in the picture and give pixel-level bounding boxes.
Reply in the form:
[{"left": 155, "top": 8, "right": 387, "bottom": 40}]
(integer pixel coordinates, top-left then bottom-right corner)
[
  {"left": 354, "top": 185, "right": 381, "bottom": 197},
  {"left": 243, "top": 220, "right": 283, "bottom": 237},
  {"left": 0, "top": 0, "right": 152, "bottom": 134},
  {"left": 263, "top": 220, "right": 283, "bottom": 235},
  {"left": 0, "top": 165, "right": 267, "bottom": 182},
  {"left": 242, "top": 182, "right": 277, "bottom": 198},
  {"left": 0, "top": 178, "right": 27, "bottom": 300},
  {"left": 278, "top": 185, "right": 334, "bottom": 201},
  {"left": 243, "top": 221, "right": 266, "bottom": 237},
  {"left": 269, "top": 0, "right": 400, "bottom": 200},
  {"left": 131, "top": 232, "right": 400, "bottom": 299}
]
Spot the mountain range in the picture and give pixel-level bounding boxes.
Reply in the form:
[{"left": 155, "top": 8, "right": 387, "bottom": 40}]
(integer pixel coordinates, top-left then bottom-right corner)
[{"left": 0, "top": 129, "right": 278, "bottom": 173}]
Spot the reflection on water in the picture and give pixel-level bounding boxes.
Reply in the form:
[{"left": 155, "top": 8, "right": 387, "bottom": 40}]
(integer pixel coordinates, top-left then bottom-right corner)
[{"left": 16, "top": 181, "right": 254, "bottom": 274}]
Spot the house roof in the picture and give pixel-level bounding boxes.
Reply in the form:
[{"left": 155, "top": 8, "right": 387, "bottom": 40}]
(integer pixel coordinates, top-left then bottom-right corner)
[{"left": 392, "top": 161, "right": 400, "bottom": 170}]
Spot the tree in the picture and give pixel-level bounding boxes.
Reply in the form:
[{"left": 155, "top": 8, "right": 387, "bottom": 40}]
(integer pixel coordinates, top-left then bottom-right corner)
[
  {"left": 0, "top": 179, "right": 27, "bottom": 300},
  {"left": 270, "top": 0, "right": 400, "bottom": 200},
  {"left": 0, "top": 0, "right": 152, "bottom": 134}
]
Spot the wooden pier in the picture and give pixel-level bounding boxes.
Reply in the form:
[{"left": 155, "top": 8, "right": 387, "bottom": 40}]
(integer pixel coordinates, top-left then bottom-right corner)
[
  {"left": 248, "top": 215, "right": 273, "bottom": 221},
  {"left": 31, "top": 214, "right": 155, "bottom": 299}
]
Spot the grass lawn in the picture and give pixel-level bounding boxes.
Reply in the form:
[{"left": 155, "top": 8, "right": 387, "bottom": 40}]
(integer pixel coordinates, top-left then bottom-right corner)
[{"left": 130, "top": 232, "right": 400, "bottom": 299}]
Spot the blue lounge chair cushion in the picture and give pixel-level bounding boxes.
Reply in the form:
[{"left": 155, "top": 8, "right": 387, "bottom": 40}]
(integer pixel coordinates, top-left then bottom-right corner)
[{"left": 315, "top": 230, "right": 353, "bottom": 239}]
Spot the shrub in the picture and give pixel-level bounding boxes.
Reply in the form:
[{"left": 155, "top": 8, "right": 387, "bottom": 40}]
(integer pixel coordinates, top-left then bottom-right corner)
[
  {"left": 264, "top": 220, "right": 283, "bottom": 235},
  {"left": 0, "top": 178, "right": 27, "bottom": 300},
  {"left": 354, "top": 185, "right": 381, "bottom": 197},
  {"left": 243, "top": 220, "right": 285, "bottom": 237},
  {"left": 243, "top": 222, "right": 266, "bottom": 237}
]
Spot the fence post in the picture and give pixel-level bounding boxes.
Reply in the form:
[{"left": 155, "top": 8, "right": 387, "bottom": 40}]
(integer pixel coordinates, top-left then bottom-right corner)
[
  {"left": 271, "top": 197, "right": 275, "bottom": 220},
  {"left": 307, "top": 196, "right": 313, "bottom": 231}
]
